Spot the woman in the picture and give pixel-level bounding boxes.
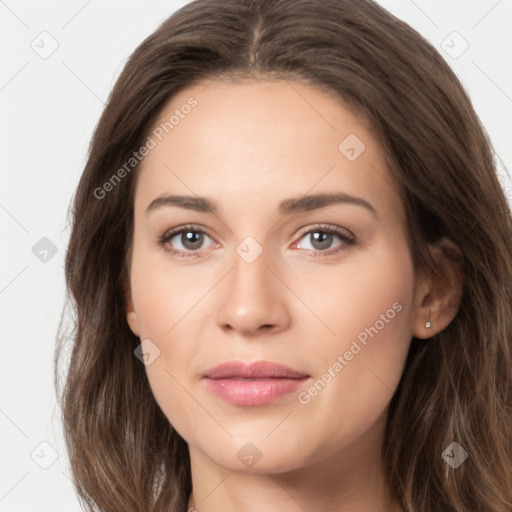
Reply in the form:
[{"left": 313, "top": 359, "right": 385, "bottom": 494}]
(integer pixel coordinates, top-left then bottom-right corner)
[{"left": 55, "top": 0, "right": 512, "bottom": 511}]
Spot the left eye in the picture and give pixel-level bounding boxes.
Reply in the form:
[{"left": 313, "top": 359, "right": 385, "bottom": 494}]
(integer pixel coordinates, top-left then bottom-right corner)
[{"left": 294, "top": 228, "right": 354, "bottom": 252}]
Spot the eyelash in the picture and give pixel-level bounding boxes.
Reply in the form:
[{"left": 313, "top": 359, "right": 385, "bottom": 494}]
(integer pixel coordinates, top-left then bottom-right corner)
[{"left": 157, "top": 223, "right": 356, "bottom": 259}]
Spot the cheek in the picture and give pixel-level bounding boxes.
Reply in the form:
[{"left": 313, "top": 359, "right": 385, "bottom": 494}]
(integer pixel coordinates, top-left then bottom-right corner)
[
  {"left": 293, "top": 240, "right": 415, "bottom": 446},
  {"left": 128, "top": 247, "right": 212, "bottom": 435},
  {"left": 129, "top": 242, "right": 202, "bottom": 339},
  {"left": 295, "top": 236, "right": 415, "bottom": 361}
]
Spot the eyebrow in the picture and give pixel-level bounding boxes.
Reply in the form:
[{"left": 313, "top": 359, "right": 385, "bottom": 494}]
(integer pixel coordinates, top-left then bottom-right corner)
[{"left": 146, "top": 192, "right": 378, "bottom": 217}]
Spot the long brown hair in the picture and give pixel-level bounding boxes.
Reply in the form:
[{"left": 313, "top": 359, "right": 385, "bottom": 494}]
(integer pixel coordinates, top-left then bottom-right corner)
[{"left": 55, "top": 1, "right": 512, "bottom": 511}]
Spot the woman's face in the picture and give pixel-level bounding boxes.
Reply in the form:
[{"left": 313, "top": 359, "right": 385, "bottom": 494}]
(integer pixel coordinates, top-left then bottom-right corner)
[{"left": 126, "top": 78, "right": 426, "bottom": 473}]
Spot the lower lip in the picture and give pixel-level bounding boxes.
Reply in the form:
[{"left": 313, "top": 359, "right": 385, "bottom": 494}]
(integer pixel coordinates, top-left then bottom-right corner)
[{"left": 204, "top": 377, "right": 309, "bottom": 406}]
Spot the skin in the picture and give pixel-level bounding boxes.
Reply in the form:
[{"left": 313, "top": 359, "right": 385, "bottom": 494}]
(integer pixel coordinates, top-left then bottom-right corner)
[{"left": 125, "top": 77, "right": 462, "bottom": 512}]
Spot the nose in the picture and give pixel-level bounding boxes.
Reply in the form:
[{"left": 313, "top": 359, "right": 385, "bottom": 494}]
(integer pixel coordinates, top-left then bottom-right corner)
[{"left": 215, "top": 247, "right": 291, "bottom": 336}]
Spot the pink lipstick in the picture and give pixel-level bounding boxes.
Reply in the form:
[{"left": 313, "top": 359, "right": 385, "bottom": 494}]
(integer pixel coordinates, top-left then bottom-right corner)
[{"left": 203, "top": 360, "right": 310, "bottom": 407}]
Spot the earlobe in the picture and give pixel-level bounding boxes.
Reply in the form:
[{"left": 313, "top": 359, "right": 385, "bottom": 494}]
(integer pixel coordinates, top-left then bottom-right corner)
[
  {"left": 124, "top": 281, "right": 140, "bottom": 338},
  {"left": 411, "top": 275, "right": 433, "bottom": 339},
  {"left": 412, "top": 237, "right": 464, "bottom": 339},
  {"left": 126, "top": 309, "right": 140, "bottom": 338}
]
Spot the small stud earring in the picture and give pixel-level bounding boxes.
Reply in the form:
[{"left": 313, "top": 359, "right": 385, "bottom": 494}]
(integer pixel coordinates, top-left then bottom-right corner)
[{"left": 425, "top": 321, "right": 432, "bottom": 329}]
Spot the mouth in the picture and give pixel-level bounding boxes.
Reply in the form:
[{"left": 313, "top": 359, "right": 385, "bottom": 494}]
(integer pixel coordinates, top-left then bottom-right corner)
[{"left": 203, "top": 360, "right": 310, "bottom": 407}]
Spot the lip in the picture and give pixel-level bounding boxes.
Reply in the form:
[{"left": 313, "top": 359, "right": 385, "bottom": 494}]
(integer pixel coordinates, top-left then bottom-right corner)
[
  {"left": 203, "top": 360, "right": 310, "bottom": 407},
  {"left": 204, "top": 360, "right": 309, "bottom": 380}
]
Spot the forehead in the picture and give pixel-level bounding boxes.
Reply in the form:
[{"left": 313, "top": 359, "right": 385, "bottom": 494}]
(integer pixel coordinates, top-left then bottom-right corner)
[{"left": 135, "top": 78, "right": 403, "bottom": 225}]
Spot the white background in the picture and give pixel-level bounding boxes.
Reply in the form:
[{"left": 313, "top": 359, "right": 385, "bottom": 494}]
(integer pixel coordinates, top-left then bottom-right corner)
[{"left": 0, "top": 1, "right": 511, "bottom": 510}]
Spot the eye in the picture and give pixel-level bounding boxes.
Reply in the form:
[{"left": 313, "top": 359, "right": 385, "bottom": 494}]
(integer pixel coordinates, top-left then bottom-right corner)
[
  {"left": 292, "top": 225, "right": 356, "bottom": 256},
  {"left": 158, "top": 225, "right": 216, "bottom": 257}
]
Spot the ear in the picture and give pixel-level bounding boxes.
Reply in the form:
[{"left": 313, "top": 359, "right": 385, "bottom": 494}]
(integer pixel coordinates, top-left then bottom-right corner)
[
  {"left": 412, "top": 237, "right": 463, "bottom": 339},
  {"left": 123, "top": 278, "right": 140, "bottom": 338}
]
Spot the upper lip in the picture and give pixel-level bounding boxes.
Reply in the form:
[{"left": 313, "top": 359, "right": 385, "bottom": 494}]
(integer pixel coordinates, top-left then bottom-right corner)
[{"left": 204, "top": 360, "right": 309, "bottom": 380}]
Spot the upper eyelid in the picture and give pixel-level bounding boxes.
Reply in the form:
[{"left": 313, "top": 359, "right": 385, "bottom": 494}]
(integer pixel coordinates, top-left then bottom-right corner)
[
  {"left": 296, "top": 224, "right": 354, "bottom": 239},
  {"left": 162, "top": 224, "right": 213, "bottom": 238}
]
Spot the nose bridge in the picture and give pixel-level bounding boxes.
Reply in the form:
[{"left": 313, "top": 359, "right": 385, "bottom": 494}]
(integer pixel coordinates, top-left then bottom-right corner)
[
  {"left": 215, "top": 238, "right": 289, "bottom": 333},
  {"left": 231, "top": 241, "right": 269, "bottom": 297}
]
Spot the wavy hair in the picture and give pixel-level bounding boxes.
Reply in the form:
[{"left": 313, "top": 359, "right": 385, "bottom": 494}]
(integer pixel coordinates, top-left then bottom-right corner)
[{"left": 55, "top": 1, "right": 512, "bottom": 511}]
